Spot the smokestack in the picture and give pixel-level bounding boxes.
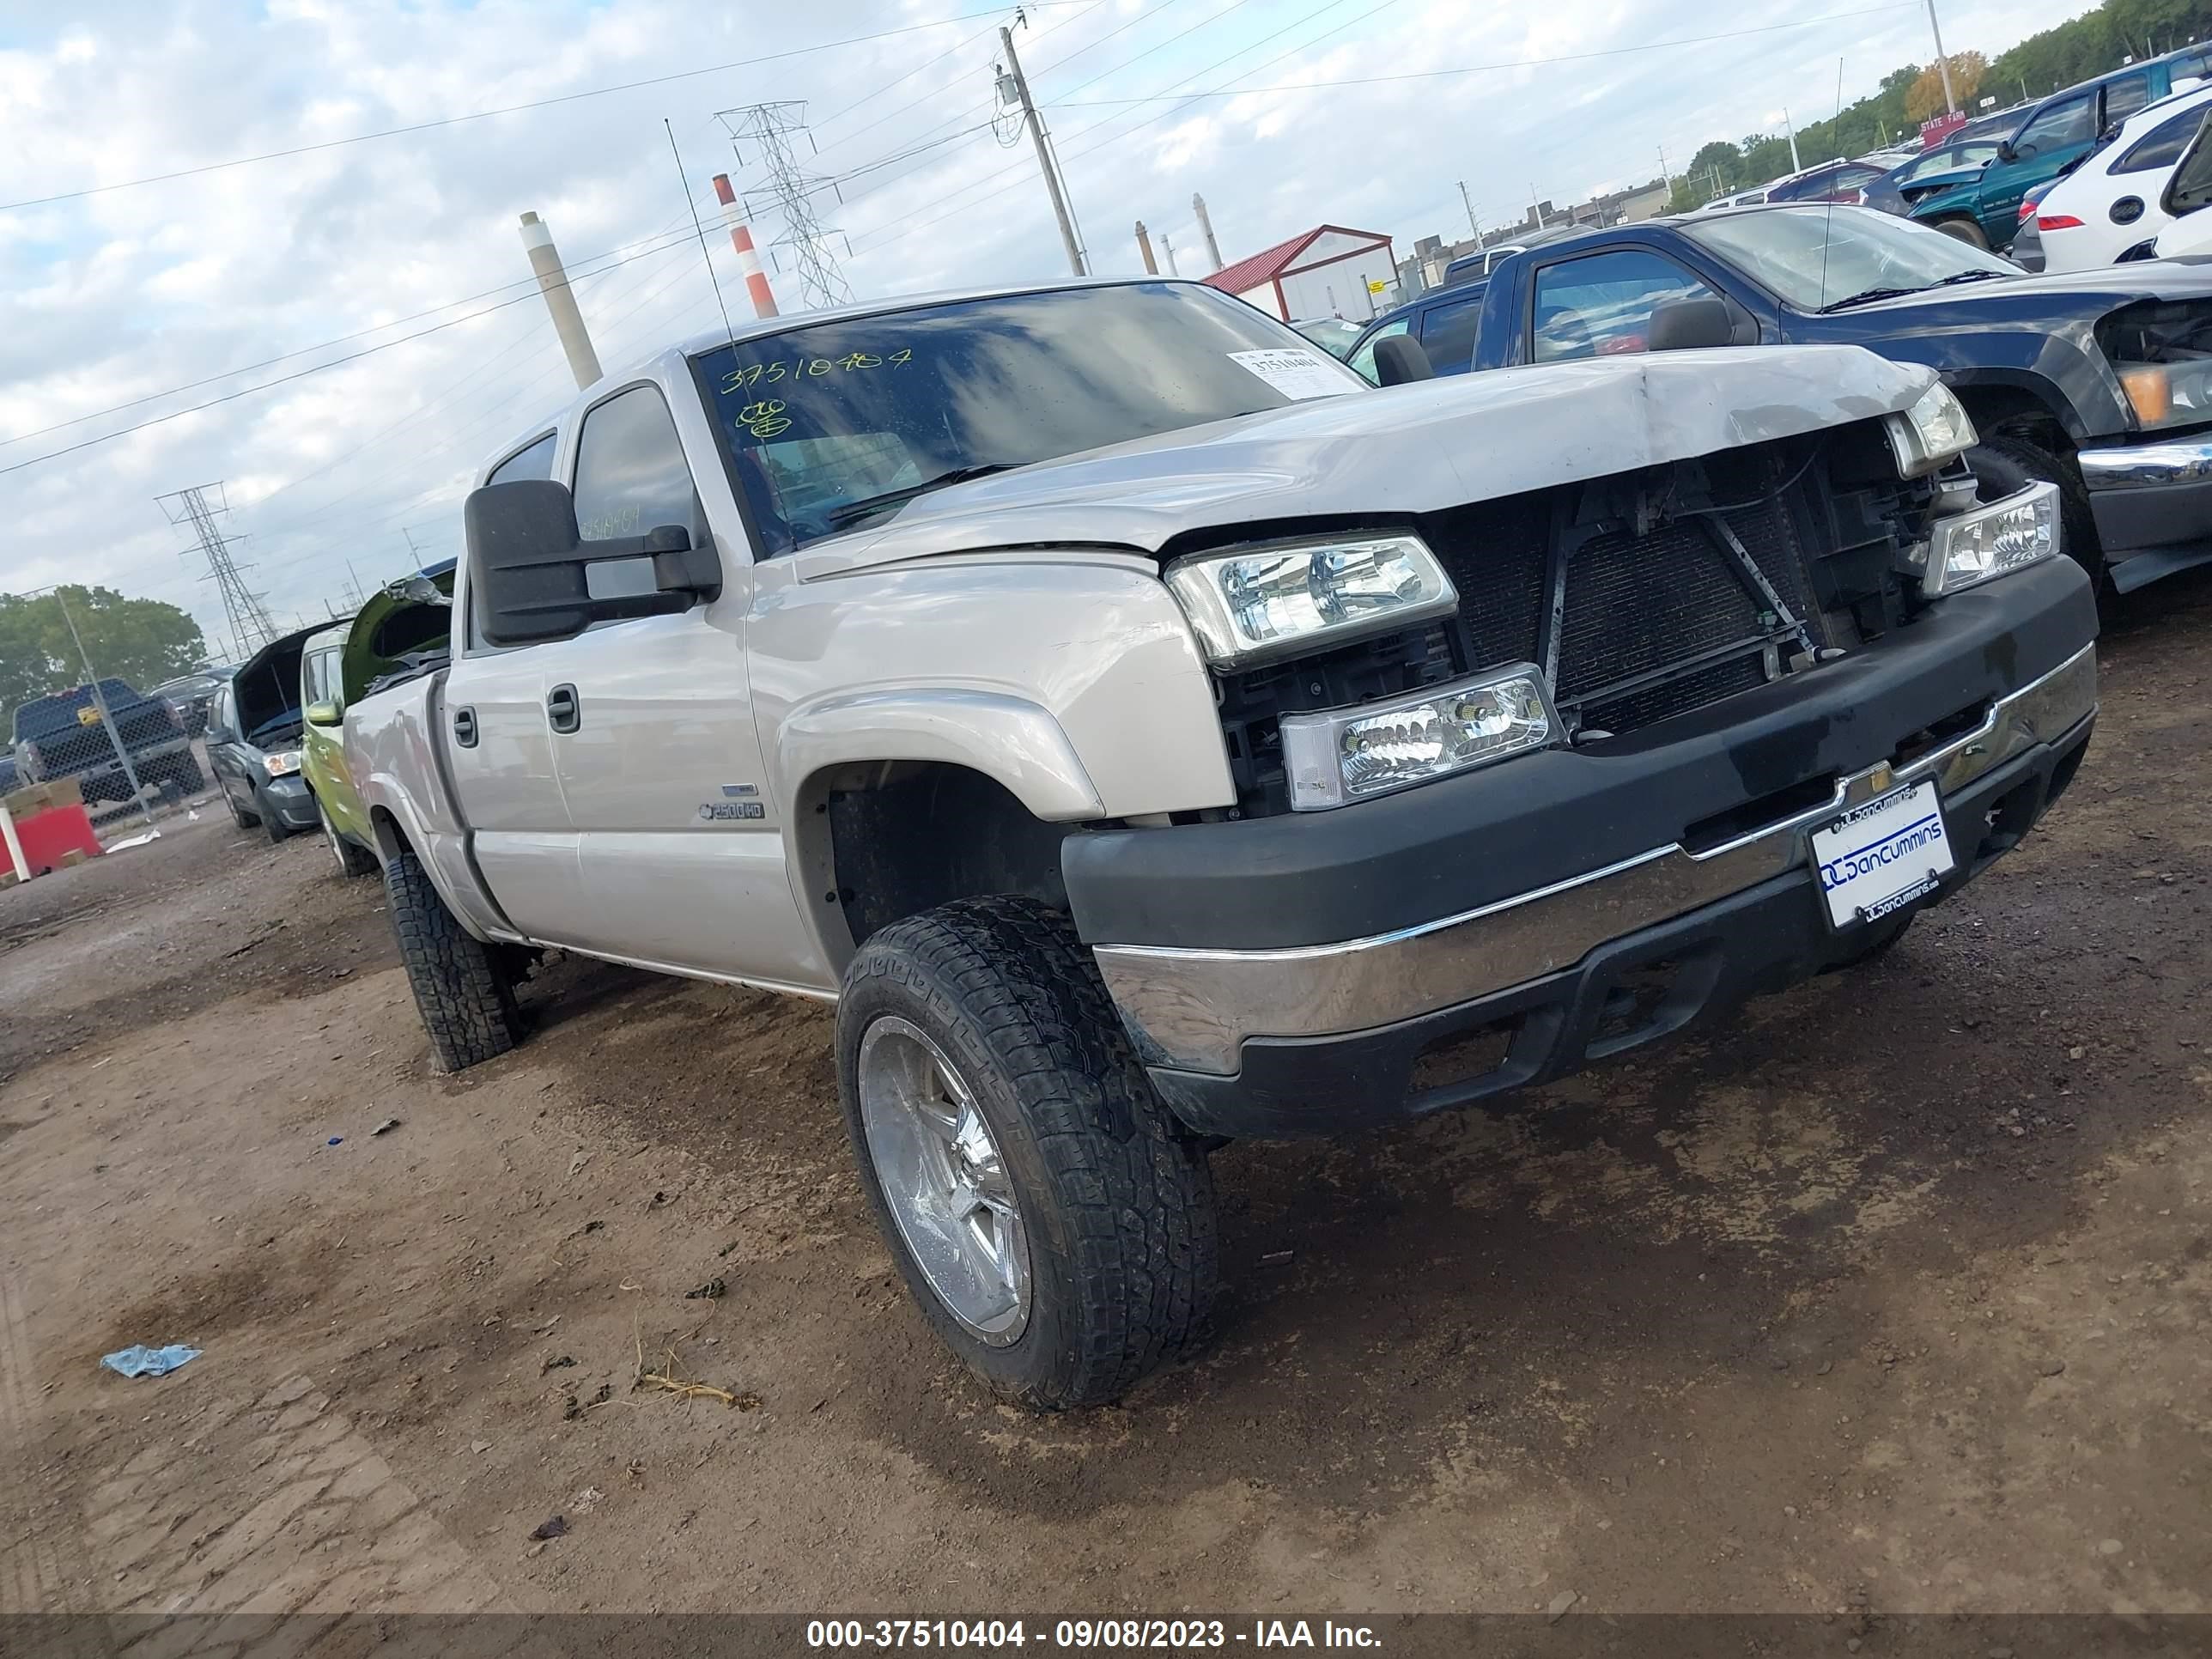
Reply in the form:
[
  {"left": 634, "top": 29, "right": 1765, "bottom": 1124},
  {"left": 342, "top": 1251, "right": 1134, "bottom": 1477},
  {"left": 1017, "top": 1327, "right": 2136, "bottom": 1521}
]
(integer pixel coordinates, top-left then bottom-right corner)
[
  {"left": 1191, "top": 192, "right": 1223, "bottom": 270},
  {"left": 1134, "top": 220, "right": 1158, "bottom": 275},
  {"left": 518, "top": 211, "right": 603, "bottom": 390},
  {"left": 711, "top": 174, "right": 780, "bottom": 319}
]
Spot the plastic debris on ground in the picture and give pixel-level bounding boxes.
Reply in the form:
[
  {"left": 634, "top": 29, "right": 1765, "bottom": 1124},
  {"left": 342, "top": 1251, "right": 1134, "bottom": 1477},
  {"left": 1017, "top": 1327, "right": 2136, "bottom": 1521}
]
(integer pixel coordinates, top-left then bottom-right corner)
[
  {"left": 530, "top": 1516, "right": 568, "bottom": 1540},
  {"left": 106, "top": 830, "right": 161, "bottom": 852},
  {"left": 370, "top": 1117, "right": 400, "bottom": 1136},
  {"left": 325, "top": 1136, "right": 343, "bottom": 1146},
  {"left": 101, "top": 1344, "right": 201, "bottom": 1378}
]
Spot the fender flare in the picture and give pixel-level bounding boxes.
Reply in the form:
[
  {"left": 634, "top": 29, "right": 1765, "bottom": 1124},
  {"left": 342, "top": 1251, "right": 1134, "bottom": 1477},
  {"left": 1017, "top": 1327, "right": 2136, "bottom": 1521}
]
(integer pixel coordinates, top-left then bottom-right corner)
[{"left": 777, "top": 688, "right": 1105, "bottom": 822}]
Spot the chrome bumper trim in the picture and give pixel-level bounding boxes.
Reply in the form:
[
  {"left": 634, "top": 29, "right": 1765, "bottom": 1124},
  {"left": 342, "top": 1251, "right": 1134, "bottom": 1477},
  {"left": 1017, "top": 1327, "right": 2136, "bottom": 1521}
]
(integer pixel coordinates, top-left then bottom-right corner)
[
  {"left": 1095, "top": 643, "right": 2098, "bottom": 1076},
  {"left": 2075, "top": 435, "right": 2212, "bottom": 491}
]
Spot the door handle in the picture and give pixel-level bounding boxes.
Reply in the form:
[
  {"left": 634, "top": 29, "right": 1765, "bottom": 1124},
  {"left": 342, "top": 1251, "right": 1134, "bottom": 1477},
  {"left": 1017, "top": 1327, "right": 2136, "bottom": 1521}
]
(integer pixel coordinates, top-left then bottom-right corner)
[
  {"left": 546, "top": 684, "right": 580, "bottom": 734},
  {"left": 453, "top": 706, "right": 478, "bottom": 748}
]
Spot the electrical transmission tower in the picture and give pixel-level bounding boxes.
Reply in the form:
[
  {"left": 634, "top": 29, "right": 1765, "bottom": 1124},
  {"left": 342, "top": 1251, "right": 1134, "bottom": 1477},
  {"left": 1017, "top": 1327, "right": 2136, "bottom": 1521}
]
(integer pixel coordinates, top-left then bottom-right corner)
[
  {"left": 718, "top": 102, "right": 854, "bottom": 311},
  {"left": 156, "top": 482, "right": 276, "bottom": 659}
]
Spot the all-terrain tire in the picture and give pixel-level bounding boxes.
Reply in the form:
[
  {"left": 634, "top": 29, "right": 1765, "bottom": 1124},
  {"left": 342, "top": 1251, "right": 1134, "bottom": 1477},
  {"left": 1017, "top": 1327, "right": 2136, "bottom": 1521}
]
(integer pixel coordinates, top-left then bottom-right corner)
[
  {"left": 264, "top": 805, "right": 293, "bottom": 844},
  {"left": 1966, "top": 433, "right": 2104, "bottom": 587},
  {"left": 836, "top": 896, "right": 1218, "bottom": 1411},
  {"left": 1932, "top": 216, "right": 1990, "bottom": 249},
  {"left": 384, "top": 845, "right": 523, "bottom": 1072},
  {"left": 319, "top": 800, "right": 379, "bottom": 878}
]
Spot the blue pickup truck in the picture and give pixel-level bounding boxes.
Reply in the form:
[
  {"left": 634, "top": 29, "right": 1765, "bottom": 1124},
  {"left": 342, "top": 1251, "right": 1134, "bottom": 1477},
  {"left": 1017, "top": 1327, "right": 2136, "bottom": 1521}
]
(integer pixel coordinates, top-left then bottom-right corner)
[{"left": 1346, "top": 204, "right": 2212, "bottom": 597}]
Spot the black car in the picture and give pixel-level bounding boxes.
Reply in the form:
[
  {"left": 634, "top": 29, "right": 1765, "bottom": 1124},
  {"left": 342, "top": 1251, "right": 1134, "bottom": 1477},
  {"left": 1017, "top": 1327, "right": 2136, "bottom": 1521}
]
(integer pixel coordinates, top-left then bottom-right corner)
[
  {"left": 1344, "top": 281, "right": 1490, "bottom": 380},
  {"left": 1455, "top": 204, "right": 2212, "bottom": 595},
  {"left": 204, "top": 626, "right": 324, "bottom": 842},
  {"left": 10, "top": 678, "right": 202, "bottom": 806},
  {"left": 149, "top": 670, "right": 231, "bottom": 738}
]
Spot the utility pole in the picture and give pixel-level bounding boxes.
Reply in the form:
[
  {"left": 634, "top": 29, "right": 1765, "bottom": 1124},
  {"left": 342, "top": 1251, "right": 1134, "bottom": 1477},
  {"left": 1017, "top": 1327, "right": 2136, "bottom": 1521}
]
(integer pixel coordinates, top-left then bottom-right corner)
[
  {"left": 1457, "top": 179, "right": 1480, "bottom": 240},
  {"left": 52, "top": 586, "right": 154, "bottom": 829},
  {"left": 720, "top": 102, "right": 854, "bottom": 308},
  {"left": 1134, "top": 220, "right": 1158, "bottom": 275},
  {"left": 345, "top": 559, "right": 368, "bottom": 610},
  {"left": 1783, "top": 106, "right": 1802, "bottom": 172},
  {"left": 1159, "top": 232, "right": 1179, "bottom": 275},
  {"left": 157, "top": 483, "right": 275, "bottom": 658},
  {"left": 996, "top": 26, "right": 1086, "bottom": 276},
  {"left": 1926, "top": 0, "right": 1959, "bottom": 115},
  {"left": 1529, "top": 185, "right": 1547, "bottom": 228},
  {"left": 1656, "top": 145, "right": 1672, "bottom": 206},
  {"left": 1191, "top": 193, "right": 1223, "bottom": 270},
  {"left": 518, "top": 212, "right": 603, "bottom": 389}
]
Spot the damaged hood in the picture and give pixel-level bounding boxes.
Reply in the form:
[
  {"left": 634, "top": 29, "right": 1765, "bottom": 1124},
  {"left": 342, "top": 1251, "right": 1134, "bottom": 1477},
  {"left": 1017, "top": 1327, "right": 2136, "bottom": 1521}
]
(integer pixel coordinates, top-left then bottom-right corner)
[{"left": 793, "top": 344, "right": 1935, "bottom": 576}]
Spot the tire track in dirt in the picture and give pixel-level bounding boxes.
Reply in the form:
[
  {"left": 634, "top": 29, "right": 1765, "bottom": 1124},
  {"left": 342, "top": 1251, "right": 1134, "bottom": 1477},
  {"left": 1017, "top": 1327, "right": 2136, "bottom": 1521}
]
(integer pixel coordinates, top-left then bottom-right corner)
[{"left": 0, "top": 1274, "right": 85, "bottom": 1620}]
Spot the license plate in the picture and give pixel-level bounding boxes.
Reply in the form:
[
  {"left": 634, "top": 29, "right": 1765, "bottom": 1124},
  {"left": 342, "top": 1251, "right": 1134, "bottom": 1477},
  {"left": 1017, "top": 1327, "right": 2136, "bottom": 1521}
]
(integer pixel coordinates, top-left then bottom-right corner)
[{"left": 1811, "top": 781, "right": 1954, "bottom": 930}]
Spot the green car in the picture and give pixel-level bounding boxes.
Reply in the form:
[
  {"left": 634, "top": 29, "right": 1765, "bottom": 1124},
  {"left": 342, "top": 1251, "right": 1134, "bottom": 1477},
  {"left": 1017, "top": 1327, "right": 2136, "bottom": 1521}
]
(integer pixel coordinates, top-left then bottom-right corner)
[
  {"left": 299, "top": 564, "right": 455, "bottom": 878},
  {"left": 1907, "top": 51, "right": 2205, "bottom": 248}
]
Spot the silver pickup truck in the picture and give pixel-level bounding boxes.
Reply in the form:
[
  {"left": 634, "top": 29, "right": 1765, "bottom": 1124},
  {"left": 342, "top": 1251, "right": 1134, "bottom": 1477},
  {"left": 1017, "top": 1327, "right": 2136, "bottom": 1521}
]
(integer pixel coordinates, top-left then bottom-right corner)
[{"left": 348, "top": 276, "right": 2099, "bottom": 1408}]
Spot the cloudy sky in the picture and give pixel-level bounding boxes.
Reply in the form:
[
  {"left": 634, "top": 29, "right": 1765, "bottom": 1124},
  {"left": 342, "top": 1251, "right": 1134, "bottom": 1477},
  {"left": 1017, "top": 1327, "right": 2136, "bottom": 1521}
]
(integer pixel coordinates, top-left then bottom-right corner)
[{"left": 1, "top": 0, "right": 2102, "bottom": 659}]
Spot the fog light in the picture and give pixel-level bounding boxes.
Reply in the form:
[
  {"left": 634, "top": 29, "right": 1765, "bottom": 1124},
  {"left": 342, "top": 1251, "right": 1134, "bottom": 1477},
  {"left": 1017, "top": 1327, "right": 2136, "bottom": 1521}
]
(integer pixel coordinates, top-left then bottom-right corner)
[
  {"left": 1280, "top": 665, "right": 1558, "bottom": 810},
  {"left": 1925, "top": 481, "right": 2059, "bottom": 595}
]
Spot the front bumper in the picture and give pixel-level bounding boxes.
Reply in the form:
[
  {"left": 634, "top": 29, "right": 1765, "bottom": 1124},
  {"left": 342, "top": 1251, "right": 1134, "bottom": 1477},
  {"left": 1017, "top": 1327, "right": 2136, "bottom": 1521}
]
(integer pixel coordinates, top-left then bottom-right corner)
[
  {"left": 2077, "top": 432, "right": 2212, "bottom": 591},
  {"left": 262, "top": 775, "right": 319, "bottom": 829},
  {"left": 1072, "top": 559, "right": 2099, "bottom": 1138}
]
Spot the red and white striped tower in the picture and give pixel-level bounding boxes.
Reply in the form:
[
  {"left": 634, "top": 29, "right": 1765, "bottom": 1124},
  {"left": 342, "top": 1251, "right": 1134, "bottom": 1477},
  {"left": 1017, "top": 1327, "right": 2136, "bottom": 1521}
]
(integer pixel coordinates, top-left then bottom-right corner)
[{"left": 711, "top": 173, "right": 779, "bottom": 319}]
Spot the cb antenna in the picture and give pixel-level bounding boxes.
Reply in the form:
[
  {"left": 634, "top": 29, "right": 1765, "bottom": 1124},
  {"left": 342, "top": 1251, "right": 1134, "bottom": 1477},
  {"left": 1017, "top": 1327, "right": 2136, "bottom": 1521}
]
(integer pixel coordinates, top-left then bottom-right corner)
[{"left": 667, "top": 118, "right": 738, "bottom": 349}]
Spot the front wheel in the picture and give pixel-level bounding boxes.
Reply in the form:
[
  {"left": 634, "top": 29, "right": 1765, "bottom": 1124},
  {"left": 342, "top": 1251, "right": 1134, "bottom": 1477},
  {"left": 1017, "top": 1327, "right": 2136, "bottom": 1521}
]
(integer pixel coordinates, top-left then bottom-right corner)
[
  {"left": 1931, "top": 216, "right": 1991, "bottom": 249},
  {"left": 384, "top": 846, "right": 524, "bottom": 1071},
  {"left": 319, "top": 800, "right": 379, "bottom": 878},
  {"left": 837, "top": 896, "right": 1219, "bottom": 1410}
]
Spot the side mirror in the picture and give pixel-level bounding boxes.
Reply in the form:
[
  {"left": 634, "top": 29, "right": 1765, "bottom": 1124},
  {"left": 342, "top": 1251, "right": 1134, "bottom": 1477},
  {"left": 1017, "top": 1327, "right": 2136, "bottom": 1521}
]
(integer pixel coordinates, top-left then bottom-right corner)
[
  {"left": 304, "top": 702, "right": 342, "bottom": 728},
  {"left": 1996, "top": 139, "right": 2021, "bottom": 164},
  {"left": 1647, "top": 298, "right": 1737, "bottom": 352},
  {"left": 465, "top": 480, "right": 721, "bottom": 647},
  {"left": 1372, "top": 335, "right": 1434, "bottom": 386}
]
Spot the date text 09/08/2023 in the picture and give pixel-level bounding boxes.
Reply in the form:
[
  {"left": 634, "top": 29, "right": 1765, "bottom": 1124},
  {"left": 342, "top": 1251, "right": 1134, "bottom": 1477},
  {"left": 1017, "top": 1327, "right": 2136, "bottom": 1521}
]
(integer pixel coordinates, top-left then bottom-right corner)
[{"left": 805, "top": 1620, "right": 1384, "bottom": 1650}]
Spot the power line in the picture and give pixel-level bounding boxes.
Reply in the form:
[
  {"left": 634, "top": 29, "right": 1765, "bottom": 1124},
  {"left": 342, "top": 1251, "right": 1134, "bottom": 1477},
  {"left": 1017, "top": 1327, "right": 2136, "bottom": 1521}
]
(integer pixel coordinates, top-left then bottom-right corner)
[
  {"left": 0, "top": 4, "right": 1092, "bottom": 214},
  {"left": 0, "top": 219, "right": 714, "bottom": 452},
  {"left": 1043, "top": 3, "right": 1923, "bottom": 104},
  {"left": 0, "top": 236, "right": 694, "bottom": 481}
]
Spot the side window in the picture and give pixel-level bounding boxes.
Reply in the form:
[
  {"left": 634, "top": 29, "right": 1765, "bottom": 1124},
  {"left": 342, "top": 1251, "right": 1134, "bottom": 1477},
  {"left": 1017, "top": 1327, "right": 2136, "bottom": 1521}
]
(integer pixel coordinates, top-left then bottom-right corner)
[
  {"left": 1347, "top": 318, "right": 1410, "bottom": 385},
  {"left": 2103, "top": 74, "right": 2152, "bottom": 126},
  {"left": 2014, "top": 94, "right": 2094, "bottom": 158},
  {"left": 208, "top": 685, "right": 233, "bottom": 739},
  {"left": 1531, "top": 250, "right": 1719, "bottom": 363},
  {"left": 2116, "top": 106, "right": 2209, "bottom": 172},
  {"left": 1413, "top": 294, "right": 1484, "bottom": 374},
  {"left": 487, "top": 431, "right": 557, "bottom": 487},
  {"left": 313, "top": 648, "right": 343, "bottom": 711},
  {"left": 301, "top": 650, "right": 326, "bottom": 708},
  {"left": 572, "top": 386, "right": 702, "bottom": 546},
  {"left": 465, "top": 431, "right": 560, "bottom": 653}
]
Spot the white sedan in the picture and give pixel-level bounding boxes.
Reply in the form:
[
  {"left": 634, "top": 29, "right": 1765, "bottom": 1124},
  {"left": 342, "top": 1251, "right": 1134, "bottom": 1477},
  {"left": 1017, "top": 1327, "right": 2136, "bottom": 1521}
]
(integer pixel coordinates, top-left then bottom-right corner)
[{"left": 2033, "top": 82, "right": 2212, "bottom": 270}]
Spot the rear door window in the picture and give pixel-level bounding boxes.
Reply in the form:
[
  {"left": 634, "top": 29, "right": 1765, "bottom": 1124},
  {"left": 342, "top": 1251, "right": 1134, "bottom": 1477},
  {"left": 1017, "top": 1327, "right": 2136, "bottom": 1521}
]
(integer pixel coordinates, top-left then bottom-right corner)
[
  {"left": 2103, "top": 74, "right": 2153, "bottom": 126},
  {"left": 2116, "top": 104, "right": 2210, "bottom": 172},
  {"left": 1413, "top": 293, "right": 1484, "bottom": 373}
]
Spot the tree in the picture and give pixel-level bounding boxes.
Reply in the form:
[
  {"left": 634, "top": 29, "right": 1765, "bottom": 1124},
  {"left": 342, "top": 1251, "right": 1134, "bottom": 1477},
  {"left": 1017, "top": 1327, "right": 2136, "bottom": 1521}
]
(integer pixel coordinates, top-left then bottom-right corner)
[
  {"left": 1906, "top": 50, "right": 1988, "bottom": 123},
  {"left": 0, "top": 587, "right": 208, "bottom": 728}
]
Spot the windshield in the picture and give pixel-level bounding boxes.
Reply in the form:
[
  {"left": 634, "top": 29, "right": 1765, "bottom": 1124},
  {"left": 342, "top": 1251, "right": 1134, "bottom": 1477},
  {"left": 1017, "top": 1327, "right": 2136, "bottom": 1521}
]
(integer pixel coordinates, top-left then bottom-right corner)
[
  {"left": 1683, "top": 206, "right": 2018, "bottom": 310},
  {"left": 695, "top": 283, "right": 1362, "bottom": 554}
]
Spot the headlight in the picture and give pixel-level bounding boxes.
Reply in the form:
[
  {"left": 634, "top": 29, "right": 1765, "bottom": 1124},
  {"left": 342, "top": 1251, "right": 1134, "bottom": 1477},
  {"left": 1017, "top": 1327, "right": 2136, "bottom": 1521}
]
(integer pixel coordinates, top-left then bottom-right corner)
[
  {"left": 2115, "top": 360, "right": 2212, "bottom": 428},
  {"left": 1923, "top": 481, "right": 2060, "bottom": 595},
  {"left": 1279, "top": 663, "right": 1559, "bottom": 810},
  {"left": 263, "top": 750, "right": 302, "bottom": 778},
  {"left": 1164, "top": 533, "right": 1456, "bottom": 670},
  {"left": 1884, "top": 381, "right": 1978, "bottom": 477}
]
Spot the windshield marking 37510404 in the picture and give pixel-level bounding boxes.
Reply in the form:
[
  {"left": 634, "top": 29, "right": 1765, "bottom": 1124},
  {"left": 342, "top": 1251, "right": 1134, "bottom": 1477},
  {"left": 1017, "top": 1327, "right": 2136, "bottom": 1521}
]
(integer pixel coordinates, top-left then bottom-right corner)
[{"left": 692, "top": 283, "right": 1364, "bottom": 556}]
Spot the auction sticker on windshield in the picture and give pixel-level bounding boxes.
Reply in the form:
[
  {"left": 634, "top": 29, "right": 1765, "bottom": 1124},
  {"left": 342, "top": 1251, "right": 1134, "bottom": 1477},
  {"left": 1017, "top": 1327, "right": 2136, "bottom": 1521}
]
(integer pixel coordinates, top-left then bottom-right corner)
[
  {"left": 1228, "top": 348, "right": 1352, "bottom": 400},
  {"left": 1811, "top": 781, "right": 1955, "bottom": 929}
]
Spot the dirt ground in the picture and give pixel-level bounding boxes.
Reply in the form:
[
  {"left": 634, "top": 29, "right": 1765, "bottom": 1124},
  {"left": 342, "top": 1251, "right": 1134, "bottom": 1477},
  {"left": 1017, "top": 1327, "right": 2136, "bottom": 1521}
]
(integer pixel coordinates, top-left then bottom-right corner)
[{"left": 1, "top": 573, "right": 2208, "bottom": 1630}]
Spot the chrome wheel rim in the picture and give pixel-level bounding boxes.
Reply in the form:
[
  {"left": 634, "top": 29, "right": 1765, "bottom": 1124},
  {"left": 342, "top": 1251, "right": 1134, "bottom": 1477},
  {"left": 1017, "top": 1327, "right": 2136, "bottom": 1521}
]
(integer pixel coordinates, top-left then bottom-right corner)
[{"left": 857, "top": 1017, "right": 1030, "bottom": 1346}]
